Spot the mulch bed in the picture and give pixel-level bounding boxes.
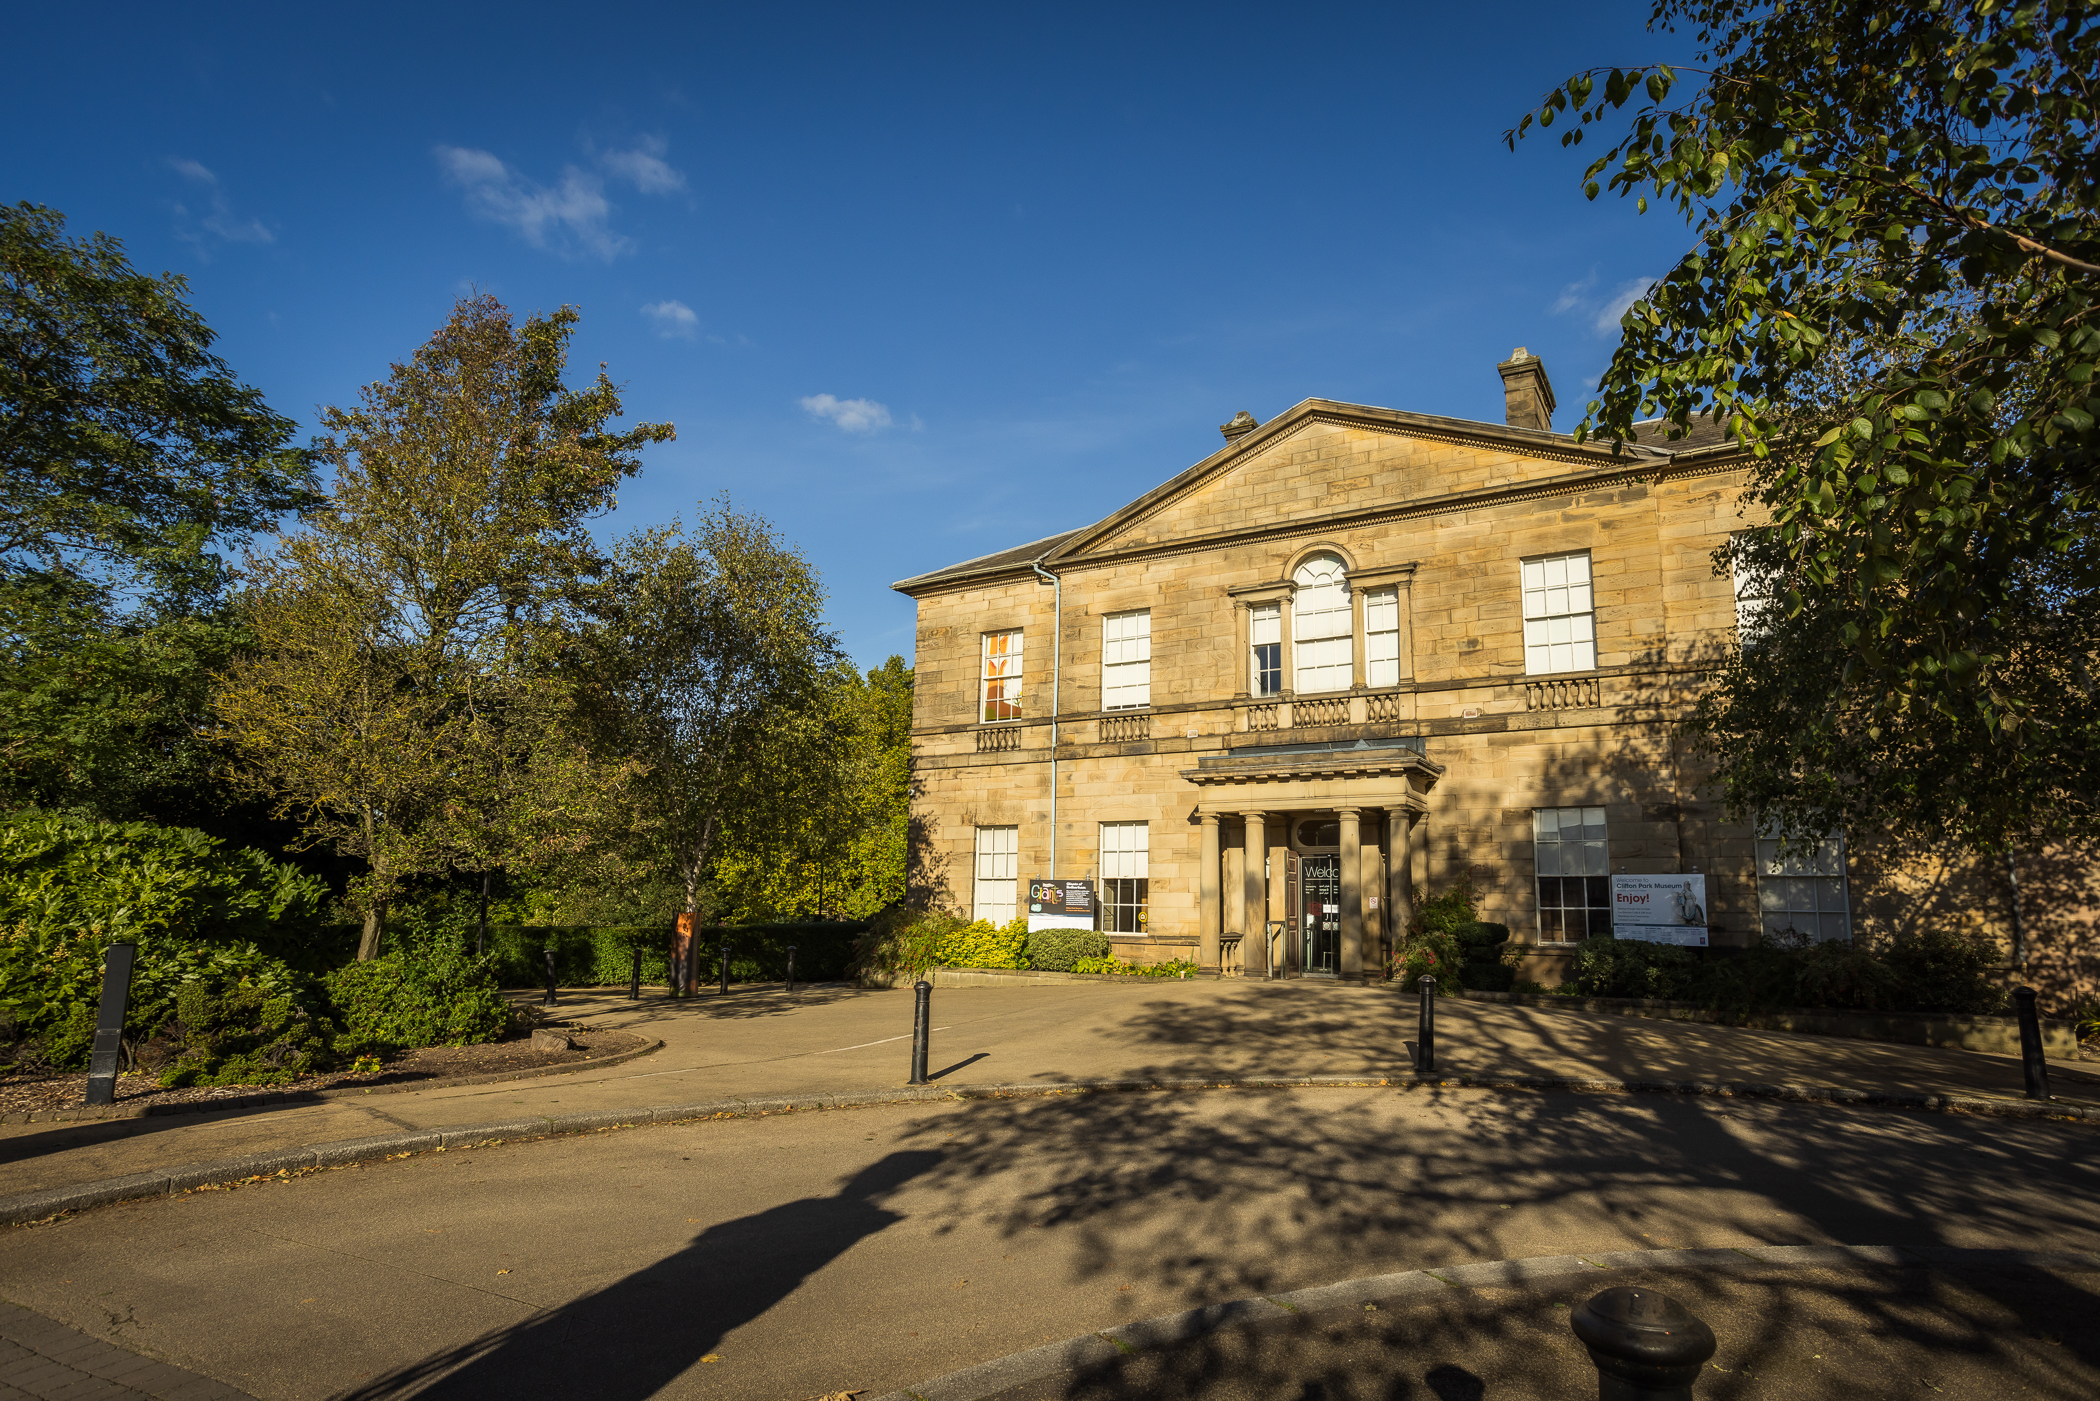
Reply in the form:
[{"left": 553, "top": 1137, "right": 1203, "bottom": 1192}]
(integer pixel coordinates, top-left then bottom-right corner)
[{"left": 0, "top": 1022, "right": 650, "bottom": 1119}]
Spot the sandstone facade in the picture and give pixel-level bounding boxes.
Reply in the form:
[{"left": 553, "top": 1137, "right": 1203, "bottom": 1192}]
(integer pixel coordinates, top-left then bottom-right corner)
[{"left": 891, "top": 356, "right": 2090, "bottom": 998}]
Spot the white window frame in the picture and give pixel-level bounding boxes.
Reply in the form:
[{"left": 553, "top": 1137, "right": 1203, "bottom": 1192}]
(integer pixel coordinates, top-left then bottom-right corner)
[
  {"left": 973, "top": 826, "right": 1019, "bottom": 923},
  {"left": 1100, "top": 821, "right": 1149, "bottom": 935},
  {"left": 1101, "top": 610, "right": 1151, "bottom": 710},
  {"left": 981, "top": 629, "right": 1023, "bottom": 723},
  {"left": 1731, "top": 532, "right": 1778, "bottom": 649},
  {"left": 1756, "top": 827, "right": 1850, "bottom": 943},
  {"left": 1292, "top": 554, "right": 1352, "bottom": 693},
  {"left": 1521, "top": 552, "right": 1596, "bottom": 675},
  {"left": 1249, "top": 602, "right": 1283, "bottom": 696},
  {"left": 1534, "top": 805, "right": 1609, "bottom": 944},
  {"left": 1364, "top": 586, "right": 1401, "bottom": 688}
]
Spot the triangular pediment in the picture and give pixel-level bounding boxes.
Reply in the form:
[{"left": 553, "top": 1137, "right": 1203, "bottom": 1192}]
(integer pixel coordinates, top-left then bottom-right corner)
[{"left": 1045, "top": 399, "right": 1658, "bottom": 565}]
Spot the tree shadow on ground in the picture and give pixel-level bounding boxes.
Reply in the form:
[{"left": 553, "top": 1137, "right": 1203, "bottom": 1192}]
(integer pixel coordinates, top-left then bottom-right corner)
[
  {"left": 1080, "top": 984, "right": 2100, "bottom": 1100},
  {"left": 1018, "top": 1264, "right": 2100, "bottom": 1400},
  {"left": 882, "top": 1076, "right": 2100, "bottom": 1400},
  {"left": 334, "top": 1149, "right": 941, "bottom": 1400}
]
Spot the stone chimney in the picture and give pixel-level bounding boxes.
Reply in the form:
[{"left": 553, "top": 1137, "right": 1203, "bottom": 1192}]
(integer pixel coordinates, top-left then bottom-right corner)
[
  {"left": 1219, "top": 410, "right": 1260, "bottom": 444},
  {"left": 1496, "top": 348, "right": 1557, "bottom": 432}
]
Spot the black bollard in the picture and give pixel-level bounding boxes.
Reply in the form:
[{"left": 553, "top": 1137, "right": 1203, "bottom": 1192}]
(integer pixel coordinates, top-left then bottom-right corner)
[
  {"left": 630, "top": 944, "right": 642, "bottom": 1001},
  {"left": 1417, "top": 973, "right": 1436, "bottom": 1073},
  {"left": 543, "top": 946, "right": 558, "bottom": 1007},
  {"left": 1571, "top": 1285, "right": 1716, "bottom": 1400},
  {"left": 83, "top": 941, "right": 137, "bottom": 1108},
  {"left": 786, "top": 944, "right": 797, "bottom": 996},
  {"left": 908, "top": 979, "right": 932, "bottom": 1084},
  {"left": 719, "top": 939, "right": 731, "bottom": 996},
  {"left": 2014, "top": 986, "right": 2051, "bottom": 1102}
]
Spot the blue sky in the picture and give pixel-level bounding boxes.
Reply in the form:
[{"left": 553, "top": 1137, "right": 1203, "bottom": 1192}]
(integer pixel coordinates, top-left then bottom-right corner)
[{"left": 4, "top": 2, "right": 1695, "bottom": 668}]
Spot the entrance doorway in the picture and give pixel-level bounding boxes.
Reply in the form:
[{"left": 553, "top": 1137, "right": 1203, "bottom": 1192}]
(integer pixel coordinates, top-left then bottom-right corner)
[{"left": 1300, "top": 854, "right": 1339, "bottom": 976}]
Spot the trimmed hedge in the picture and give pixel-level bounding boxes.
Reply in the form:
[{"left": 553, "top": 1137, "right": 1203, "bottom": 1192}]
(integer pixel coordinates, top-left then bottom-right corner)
[
  {"left": 1026, "top": 928, "right": 1110, "bottom": 972},
  {"left": 488, "top": 921, "right": 869, "bottom": 988},
  {"left": 324, "top": 954, "right": 511, "bottom": 1053}
]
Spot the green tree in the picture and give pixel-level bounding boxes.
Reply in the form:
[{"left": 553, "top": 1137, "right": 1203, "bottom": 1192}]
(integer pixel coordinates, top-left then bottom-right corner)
[
  {"left": 1513, "top": 0, "right": 2099, "bottom": 852},
  {"left": 711, "top": 655, "right": 913, "bottom": 921},
  {"left": 0, "top": 203, "right": 316, "bottom": 818},
  {"left": 597, "top": 501, "right": 839, "bottom": 918},
  {"left": 217, "top": 296, "right": 669, "bottom": 958}
]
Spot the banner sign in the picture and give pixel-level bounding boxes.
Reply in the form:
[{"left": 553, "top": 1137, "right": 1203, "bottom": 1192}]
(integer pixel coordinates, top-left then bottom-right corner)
[
  {"left": 1610, "top": 875, "right": 1709, "bottom": 946},
  {"left": 1028, "top": 878, "right": 1096, "bottom": 931}
]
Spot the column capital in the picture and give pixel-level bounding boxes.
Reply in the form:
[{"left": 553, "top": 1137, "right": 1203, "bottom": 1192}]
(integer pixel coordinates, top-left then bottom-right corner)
[
  {"left": 1335, "top": 805, "right": 1363, "bottom": 818},
  {"left": 1199, "top": 811, "right": 1220, "bottom": 827}
]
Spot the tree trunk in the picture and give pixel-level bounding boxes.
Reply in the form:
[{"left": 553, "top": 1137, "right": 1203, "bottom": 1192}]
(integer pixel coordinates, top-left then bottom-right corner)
[
  {"left": 358, "top": 904, "right": 383, "bottom": 961},
  {"left": 478, "top": 870, "right": 490, "bottom": 957}
]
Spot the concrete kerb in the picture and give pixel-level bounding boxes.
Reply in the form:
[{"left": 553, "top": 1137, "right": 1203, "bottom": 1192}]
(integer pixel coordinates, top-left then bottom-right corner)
[
  {"left": 869, "top": 1244, "right": 2100, "bottom": 1401},
  {"left": 4, "top": 1073, "right": 2095, "bottom": 1226},
  {"left": 6, "top": 1036, "right": 670, "bottom": 1126}
]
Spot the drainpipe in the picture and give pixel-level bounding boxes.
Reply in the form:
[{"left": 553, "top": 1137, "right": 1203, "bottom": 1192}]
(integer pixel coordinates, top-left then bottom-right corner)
[{"left": 1031, "top": 557, "right": 1062, "bottom": 876}]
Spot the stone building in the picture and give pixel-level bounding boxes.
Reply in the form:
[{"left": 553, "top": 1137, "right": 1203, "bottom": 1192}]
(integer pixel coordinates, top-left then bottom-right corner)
[{"left": 891, "top": 351, "right": 2091, "bottom": 992}]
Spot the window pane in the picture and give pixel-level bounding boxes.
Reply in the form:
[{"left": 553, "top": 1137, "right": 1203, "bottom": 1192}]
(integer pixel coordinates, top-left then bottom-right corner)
[
  {"left": 1521, "top": 552, "right": 1596, "bottom": 677},
  {"left": 973, "top": 826, "right": 1018, "bottom": 923}
]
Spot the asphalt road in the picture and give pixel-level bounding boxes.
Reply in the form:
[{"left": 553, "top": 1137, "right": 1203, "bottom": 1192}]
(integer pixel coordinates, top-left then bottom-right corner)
[{"left": 2, "top": 1084, "right": 2095, "bottom": 1400}]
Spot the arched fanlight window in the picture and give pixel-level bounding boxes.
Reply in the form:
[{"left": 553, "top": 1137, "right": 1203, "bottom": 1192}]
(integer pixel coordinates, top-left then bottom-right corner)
[{"left": 1292, "top": 553, "right": 1352, "bottom": 692}]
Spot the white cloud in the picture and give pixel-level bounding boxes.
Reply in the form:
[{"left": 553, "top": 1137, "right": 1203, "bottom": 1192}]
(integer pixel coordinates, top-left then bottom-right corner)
[
  {"left": 168, "top": 158, "right": 273, "bottom": 247},
  {"left": 1594, "top": 277, "right": 1659, "bottom": 335},
  {"left": 434, "top": 145, "right": 629, "bottom": 259},
  {"left": 1550, "top": 271, "right": 1596, "bottom": 315},
  {"left": 800, "top": 394, "right": 893, "bottom": 432},
  {"left": 601, "top": 136, "right": 685, "bottom": 194},
  {"left": 642, "top": 299, "right": 699, "bottom": 338}
]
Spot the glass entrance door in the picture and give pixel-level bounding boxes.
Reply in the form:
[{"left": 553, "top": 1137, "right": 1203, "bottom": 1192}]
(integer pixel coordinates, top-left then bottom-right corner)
[{"left": 1300, "top": 855, "right": 1340, "bottom": 976}]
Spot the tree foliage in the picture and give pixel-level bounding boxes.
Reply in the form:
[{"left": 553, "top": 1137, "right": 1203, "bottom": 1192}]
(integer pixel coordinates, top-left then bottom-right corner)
[
  {"left": 217, "top": 296, "right": 668, "bottom": 956},
  {"left": 0, "top": 203, "right": 317, "bottom": 820},
  {"left": 710, "top": 655, "right": 912, "bottom": 922},
  {"left": 1514, "top": 0, "right": 2099, "bottom": 851},
  {"left": 597, "top": 501, "right": 840, "bottom": 916}
]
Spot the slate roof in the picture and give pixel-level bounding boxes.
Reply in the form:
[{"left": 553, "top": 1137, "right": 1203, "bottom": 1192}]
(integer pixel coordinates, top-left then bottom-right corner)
[{"left": 889, "top": 528, "right": 1092, "bottom": 593}]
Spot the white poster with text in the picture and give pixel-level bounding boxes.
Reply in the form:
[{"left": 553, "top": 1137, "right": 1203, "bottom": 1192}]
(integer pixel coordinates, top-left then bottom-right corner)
[{"left": 1610, "top": 875, "right": 1709, "bottom": 946}]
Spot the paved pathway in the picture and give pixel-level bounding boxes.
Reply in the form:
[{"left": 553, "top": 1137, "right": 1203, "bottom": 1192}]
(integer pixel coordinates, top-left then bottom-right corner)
[
  {"left": 3, "top": 981, "right": 2093, "bottom": 1197},
  {"left": 2, "top": 1083, "right": 2095, "bottom": 1399},
  {"left": 0, "top": 1301, "right": 254, "bottom": 1401}
]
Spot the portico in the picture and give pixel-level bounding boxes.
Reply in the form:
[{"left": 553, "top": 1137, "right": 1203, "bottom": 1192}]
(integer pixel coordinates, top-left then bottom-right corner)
[{"left": 1184, "top": 742, "right": 1441, "bottom": 981}]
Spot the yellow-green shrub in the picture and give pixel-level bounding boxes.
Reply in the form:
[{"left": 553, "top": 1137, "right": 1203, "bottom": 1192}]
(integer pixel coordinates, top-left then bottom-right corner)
[{"left": 937, "top": 916, "right": 1029, "bottom": 969}]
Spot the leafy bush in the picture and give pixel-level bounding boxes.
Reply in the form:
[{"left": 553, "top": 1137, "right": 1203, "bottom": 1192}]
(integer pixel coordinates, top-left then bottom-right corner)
[
  {"left": 853, "top": 908, "right": 953, "bottom": 979},
  {"left": 1573, "top": 935, "right": 1701, "bottom": 1000},
  {"left": 146, "top": 983, "right": 332, "bottom": 1087},
  {"left": 937, "top": 916, "right": 1029, "bottom": 969},
  {"left": 1880, "top": 926, "right": 2005, "bottom": 1015},
  {"left": 1397, "top": 881, "right": 1473, "bottom": 991},
  {"left": 0, "top": 812, "right": 328, "bottom": 1069},
  {"left": 324, "top": 953, "right": 511, "bottom": 1054},
  {"left": 1073, "top": 955, "right": 1200, "bottom": 977},
  {"left": 1026, "top": 927, "right": 1110, "bottom": 971},
  {"left": 1461, "top": 962, "right": 1517, "bottom": 992},
  {"left": 1564, "top": 925, "right": 2008, "bottom": 1017}
]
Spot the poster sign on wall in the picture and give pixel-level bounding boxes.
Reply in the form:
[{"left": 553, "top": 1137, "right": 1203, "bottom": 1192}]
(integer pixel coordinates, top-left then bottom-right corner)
[
  {"left": 1027, "top": 878, "right": 1096, "bottom": 931},
  {"left": 1610, "top": 875, "right": 1709, "bottom": 946}
]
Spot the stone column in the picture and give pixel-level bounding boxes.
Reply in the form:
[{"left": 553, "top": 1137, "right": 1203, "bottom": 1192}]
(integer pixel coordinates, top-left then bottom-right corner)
[
  {"left": 1386, "top": 806, "right": 1414, "bottom": 949},
  {"left": 1338, "top": 807, "right": 1363, "bottom": 979},
  {"left": 1198, "top": 813, "right": 1221, "bottom": 972},
  {"left": 1242, "top": 811, "right": 1269, "bottom": 977}
]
